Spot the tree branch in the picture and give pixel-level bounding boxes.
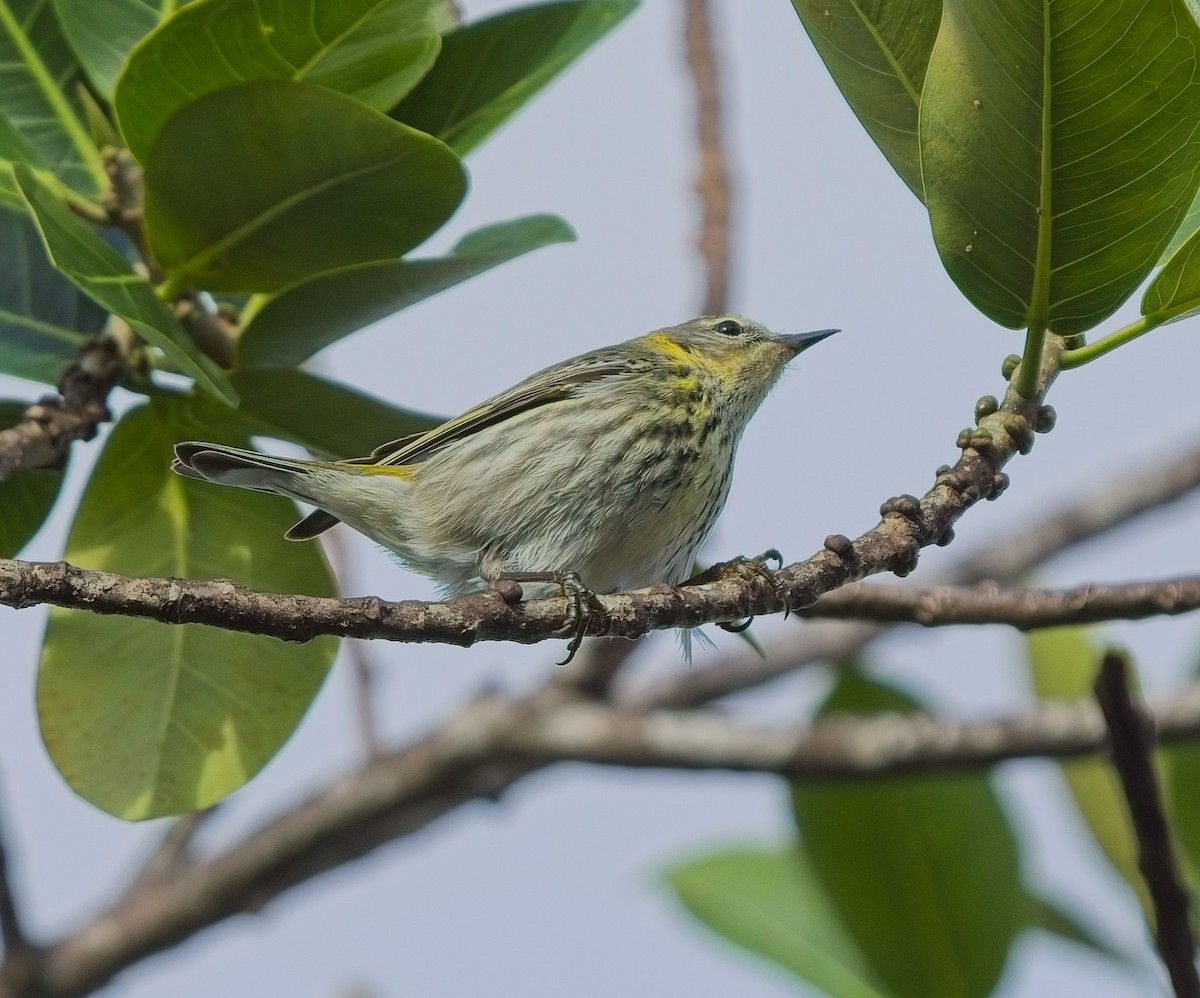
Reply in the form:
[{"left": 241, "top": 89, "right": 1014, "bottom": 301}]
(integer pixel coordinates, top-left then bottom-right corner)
[
  {"left": 24, "top": 674, "right": 1200, "bottom": 997},
  {"left": 0, "top": 340, "right": 124, "bottom": 485},
  {"left": 1095, "top": 652, "right": 1200, "bottom": 998}
]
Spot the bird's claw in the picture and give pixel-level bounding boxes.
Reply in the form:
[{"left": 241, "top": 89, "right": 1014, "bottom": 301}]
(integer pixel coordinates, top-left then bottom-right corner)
[
  {"left": 555, "top": 571, "right": 594, "bottom": 665},
  {"left": 686, "top": 548, "right": 787, "bottom": 630}
]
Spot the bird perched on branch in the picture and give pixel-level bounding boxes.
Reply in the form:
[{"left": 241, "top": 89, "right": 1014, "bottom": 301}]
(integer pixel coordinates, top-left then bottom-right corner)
[{"left": 173, "top": 315, "right": 838, "bottom": 659}]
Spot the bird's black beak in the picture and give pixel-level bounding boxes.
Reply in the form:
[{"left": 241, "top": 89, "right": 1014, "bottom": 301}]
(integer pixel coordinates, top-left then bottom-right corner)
[{"left": 780, "top": 328, "right": 840, "bottom": 355}]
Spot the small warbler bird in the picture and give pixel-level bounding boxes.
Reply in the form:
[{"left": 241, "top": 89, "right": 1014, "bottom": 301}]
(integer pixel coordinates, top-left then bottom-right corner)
[{"left": 173, "top": 315, "right": 837, "bottom": 655}]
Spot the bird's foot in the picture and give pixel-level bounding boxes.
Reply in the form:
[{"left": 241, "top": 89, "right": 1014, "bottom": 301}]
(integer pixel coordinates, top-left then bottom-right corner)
[{"left": 682, "top": 548, "right": 786, "bottom": 632}]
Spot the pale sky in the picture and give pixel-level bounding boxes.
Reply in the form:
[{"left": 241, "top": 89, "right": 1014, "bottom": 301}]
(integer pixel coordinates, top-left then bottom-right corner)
[{"left": 4, "top": 2, "right": 1200, "bottom": 995}]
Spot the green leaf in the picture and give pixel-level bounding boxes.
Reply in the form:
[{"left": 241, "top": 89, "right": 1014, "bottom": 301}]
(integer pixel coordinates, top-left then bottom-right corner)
[
  {"left": 1142, "top": 223, "right": 1200, "bottom": 326},
  {"left": 0, "top": 104, "right": 49, "bottom": 191},
  {"left": 0, "top": 204, "right": 106, "bottom": 385},
  {"left": 51, "top": 0, "right": 162, "bottom": 101},
  {"left": 38, "top": 398, "right": 337, "bottom": 818},
  {"left": 0, "top": 104, "right": 55, "bottom": 214},
  {"left": 0, "top": 0, "right": 104, "bottom": 194},
  {"left": 1161, "top": 186, "right": 1200, "bottom": 263},
  {"left": 666, "top": 847, "right": 889, "bottom": 997},
  {"left": 225, "top": 367, "right": 441, "bottom": 458},
  {"left": 12, "top": 162, "right": 237, "bottom": 403},
  {"left": 919, "top": 0, "right": 1200, "bottom": 334},
  {"left": 792, "top": 671, "right": 1024, "bottom": 998},
  {"left": 391, "top": 0, "right": 637, "bottom": 155},
  {"left": 789, "top": 0, "right": 940, "bottom": 200},
  {"left": 0, "top": 399, "right": 66, "bottom": 556},
  {"left": 238, "top": 214, "right": 574, "bottom": 368},
  {"left": 144, "top": 79, "right": 466, "bottom": 294},
  {"left": 1026, "top": 628, "right": 1152, "bottom": 919},
  {"left": 115, "top": 0, "right": 444, "bottom": 163}
]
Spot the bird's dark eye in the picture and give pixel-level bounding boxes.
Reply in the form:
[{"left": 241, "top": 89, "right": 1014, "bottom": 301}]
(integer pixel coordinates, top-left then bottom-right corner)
[{"left": 715, "top": 319, "right": 743, "bottom": 337}]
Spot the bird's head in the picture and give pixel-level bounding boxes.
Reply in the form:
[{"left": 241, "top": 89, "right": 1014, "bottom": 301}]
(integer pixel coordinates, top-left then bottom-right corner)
[{"left": 644, "top": 314, "right": 838, "bottom": 413}]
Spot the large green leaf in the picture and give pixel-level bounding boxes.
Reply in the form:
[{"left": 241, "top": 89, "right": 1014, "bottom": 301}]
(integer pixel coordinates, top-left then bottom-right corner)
[
  {"left": 115, "top": 0, "right": 444, "bottom": 163},
  {"left": 225, "top": 367, "right": 441, "bottom": 458},
  {"left": 666, "top": 846, "right": 889, "bottom": 997},
  {"left": 1142, "top": 224, "right": 1200, "bottom": 326},
  {"left": 38, "top": 398, "right": 337, "bottom": 819},
  {"left": 1161, "top": 187, "right": 1200, "bottom": 263},
  {"left": 391, "top": 0, "right": 636, "bottom": 155},
  {"left": 920, "top": 0, "right": 1200, "bottom": 334},
  {"left": 51, "top": 0, "right": 163, "bottom": 101},
  {"left": 12, "top": 163, "right": 237, "bottom": 403},
  {"left": 238, "top": 214, "right": 574, "bottom": 368},
  {"left": 1026, "top": 628, "right": 1152, "bottom": 920},
  {"left": 0, "top": 204, "right": 106, "bottom": 385},
  {"left": 143, "top": 79, "right": 466, "bottom": 294},
  {"left": 0, "top": 0, "right": 103, "bottom": 194},
  {"left": 792, "top": 671, "right": 1024, "bottom": 998},
  {"left": 789, "top": 0, "right": 939, "bottom": 200},
  {"left": 0, "top": 399, "right": 66, "bottom": 556}
]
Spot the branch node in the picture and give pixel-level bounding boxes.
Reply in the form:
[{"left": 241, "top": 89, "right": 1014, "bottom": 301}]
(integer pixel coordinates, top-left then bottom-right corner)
[
  {"left": 996, "top": 412, "right": 1037, "bottom": 455},
  {"left": 974, "top": 395, "right": 1000, "bottom": 421},
  {"left": 823, "top": 533, "right": 856, "bottom": 560},
  {"left": 986, "top": 472, "right": 1010, "bottom": 502}
]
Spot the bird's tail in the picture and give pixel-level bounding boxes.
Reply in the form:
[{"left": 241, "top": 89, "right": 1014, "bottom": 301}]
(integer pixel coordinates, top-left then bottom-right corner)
[
  {"left": 173, "top": 443, "right": 342, "bottom": 542},
  {"left": 173, "top": 442, "right": 399, "bottom": 542},
  {"left": 172, "top": 441, "right": 320, "bottom": 493}
]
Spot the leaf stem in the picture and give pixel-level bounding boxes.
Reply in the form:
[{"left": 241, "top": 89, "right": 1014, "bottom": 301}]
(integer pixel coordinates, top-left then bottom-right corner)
[
  {"left": 1018, "top": 7, "right": 1055, "bottom": 401},
  {"left": 1059, "top": 315, "right": 1161, "bottom": 369},
  {"left": 1015, "top": 323, "right": 1046, "bottom": 398}
]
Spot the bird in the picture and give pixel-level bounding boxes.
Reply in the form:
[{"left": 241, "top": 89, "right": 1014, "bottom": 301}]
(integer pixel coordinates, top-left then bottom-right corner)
[{"left": 173, "top": 315, "right": 838, "bottom": 658}]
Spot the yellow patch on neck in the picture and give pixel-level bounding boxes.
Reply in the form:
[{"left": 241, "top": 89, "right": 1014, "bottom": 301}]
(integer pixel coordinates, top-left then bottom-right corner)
[{"left": 645, "top": 333, "right": 715, "bottom": 372}]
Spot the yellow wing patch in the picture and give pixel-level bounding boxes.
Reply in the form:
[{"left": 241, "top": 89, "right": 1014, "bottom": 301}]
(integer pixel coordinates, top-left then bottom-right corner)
[{"left": 349, "top": 463, "right": 416, "bottom": 480}]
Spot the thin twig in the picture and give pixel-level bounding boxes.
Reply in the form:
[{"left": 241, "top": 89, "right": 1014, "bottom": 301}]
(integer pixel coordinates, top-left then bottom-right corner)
[
  {"left": 1095, "top": 652, "right": 1200, "bottom": 998},
  {"left": 346, "top": 642, "right": 384, "bottom": 762},
  {"left": 323, "top": 530, "right": 384, "bottom": 761},
  {"left": 805, "top": 576, "right": 1200, "bottom": 629},
  {"left": 125, "top": 809, "right": 216, "bottom": 897},
  {"left": 98, "top": 148, "right": 162, "bottom": 286},
  {"left": 684, "top": 0, "right": 732, "bottom": 315}
]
